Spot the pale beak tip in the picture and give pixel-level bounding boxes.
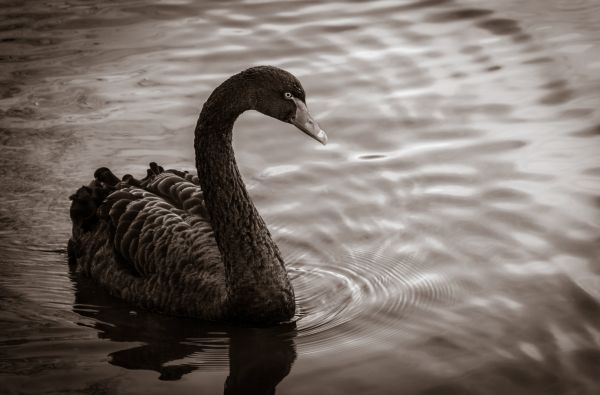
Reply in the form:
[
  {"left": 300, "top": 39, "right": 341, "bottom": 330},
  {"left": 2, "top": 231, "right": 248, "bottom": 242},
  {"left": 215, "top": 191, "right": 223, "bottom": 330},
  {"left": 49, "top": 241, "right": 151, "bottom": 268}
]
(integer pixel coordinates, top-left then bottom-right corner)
[{"left": 317, "top": 129, "right": 328, "bottom": 145}]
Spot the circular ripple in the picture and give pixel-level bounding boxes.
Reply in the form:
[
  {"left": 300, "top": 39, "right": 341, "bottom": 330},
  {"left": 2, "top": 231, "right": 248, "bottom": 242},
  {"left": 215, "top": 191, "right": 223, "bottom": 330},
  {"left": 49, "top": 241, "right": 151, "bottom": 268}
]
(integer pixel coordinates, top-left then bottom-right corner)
[
  {"left": 555, "top": 0, "right": 600, "bottom": 12},
  {"left": 286, "top": 247, "right": 466, "bottom": 354}
]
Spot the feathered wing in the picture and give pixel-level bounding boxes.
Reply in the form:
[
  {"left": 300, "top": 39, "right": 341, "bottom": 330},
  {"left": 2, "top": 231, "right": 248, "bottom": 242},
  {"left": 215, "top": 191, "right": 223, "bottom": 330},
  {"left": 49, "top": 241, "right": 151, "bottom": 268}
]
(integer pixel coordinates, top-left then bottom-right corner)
[{"left": 68, "top": 164, "right": 228, "bottom": 319}]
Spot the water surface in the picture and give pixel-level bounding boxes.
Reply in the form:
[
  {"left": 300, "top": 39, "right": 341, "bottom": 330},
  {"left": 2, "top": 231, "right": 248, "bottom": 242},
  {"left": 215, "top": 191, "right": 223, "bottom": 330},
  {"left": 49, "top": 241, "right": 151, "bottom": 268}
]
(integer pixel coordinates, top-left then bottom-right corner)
[{"left": 1, "top": 0, "right": 600, "bottom": 394}]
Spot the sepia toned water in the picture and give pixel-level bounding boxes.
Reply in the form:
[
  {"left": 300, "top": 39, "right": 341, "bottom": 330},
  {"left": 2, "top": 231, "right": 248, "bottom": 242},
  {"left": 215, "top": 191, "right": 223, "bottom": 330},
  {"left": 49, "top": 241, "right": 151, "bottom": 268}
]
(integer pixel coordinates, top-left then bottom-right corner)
[{"left": 1, "top": 0, "right": 600, "bottom": 393}]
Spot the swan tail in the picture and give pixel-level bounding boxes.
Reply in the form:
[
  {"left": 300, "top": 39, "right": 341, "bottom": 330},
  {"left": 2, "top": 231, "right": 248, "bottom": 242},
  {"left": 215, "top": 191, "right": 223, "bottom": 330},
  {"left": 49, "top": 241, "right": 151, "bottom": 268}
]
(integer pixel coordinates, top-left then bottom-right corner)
[
  {"left": 94, "top": 167, "right": 120, "bottom": 186},
  {"left": 68, "top": 167, "right": 122, "bottom": 267},
  {"left": 69, "top": 180, "right": 115, "bottom": 229}
]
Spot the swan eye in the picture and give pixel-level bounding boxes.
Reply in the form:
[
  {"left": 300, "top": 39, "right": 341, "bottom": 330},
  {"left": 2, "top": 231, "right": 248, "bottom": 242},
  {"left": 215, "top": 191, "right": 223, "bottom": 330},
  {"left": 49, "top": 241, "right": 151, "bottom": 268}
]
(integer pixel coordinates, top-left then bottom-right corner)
[{"left": 284, "top": 92, "right": 293, "bottom": 100}]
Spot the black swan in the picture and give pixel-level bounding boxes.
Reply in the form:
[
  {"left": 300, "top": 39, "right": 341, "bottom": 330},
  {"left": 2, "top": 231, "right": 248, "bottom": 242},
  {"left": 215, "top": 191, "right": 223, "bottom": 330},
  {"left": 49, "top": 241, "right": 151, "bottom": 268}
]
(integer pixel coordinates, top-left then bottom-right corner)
[{"left": 68, "top": 66, "right": 327, "bottom": 324}]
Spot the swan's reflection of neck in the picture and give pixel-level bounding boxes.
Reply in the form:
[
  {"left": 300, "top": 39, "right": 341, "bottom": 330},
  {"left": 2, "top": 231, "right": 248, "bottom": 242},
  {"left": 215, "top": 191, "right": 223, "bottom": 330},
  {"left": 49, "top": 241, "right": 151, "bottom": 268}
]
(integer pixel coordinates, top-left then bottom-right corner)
[
  {"left": 225, "top": 326, "right": 296, "bottom": 395},
  {"left": 71, "top": 274, "right": 296, "bottom": 392}
]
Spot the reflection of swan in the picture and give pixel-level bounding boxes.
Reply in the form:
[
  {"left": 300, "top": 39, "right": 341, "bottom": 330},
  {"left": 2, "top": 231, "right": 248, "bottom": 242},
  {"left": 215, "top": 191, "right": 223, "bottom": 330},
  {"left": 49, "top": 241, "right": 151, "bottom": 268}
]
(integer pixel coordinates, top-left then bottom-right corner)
[
  {"left": 225, "top": 326, "right": 296, "bottom": 395},
  {"left": 68, "top": 66, "right": 326, "bottom": 324},
  {"left": 72, "top": 272, "right": 297, "bottom": 390}
]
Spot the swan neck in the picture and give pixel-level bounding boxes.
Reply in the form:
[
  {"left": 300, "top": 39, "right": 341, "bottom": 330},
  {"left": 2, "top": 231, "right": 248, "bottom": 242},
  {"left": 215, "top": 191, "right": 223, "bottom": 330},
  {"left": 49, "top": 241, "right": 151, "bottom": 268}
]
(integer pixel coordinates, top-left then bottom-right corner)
[{"left": 193, "top": 79, "right": 295, "bottom": 323}]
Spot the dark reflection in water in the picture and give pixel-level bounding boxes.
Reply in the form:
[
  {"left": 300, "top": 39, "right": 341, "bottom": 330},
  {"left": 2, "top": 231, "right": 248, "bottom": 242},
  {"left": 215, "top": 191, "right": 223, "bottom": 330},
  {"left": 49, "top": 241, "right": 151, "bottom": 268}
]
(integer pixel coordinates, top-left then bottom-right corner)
[
  {"left": 72, "top": 273, "right": 296, "bottom": 392},
  {"left": 426, "top": 8, "right": 493, "bottom": 23},
  {"left": 476, "top": 18, "right": 522, "bottom": 36}
]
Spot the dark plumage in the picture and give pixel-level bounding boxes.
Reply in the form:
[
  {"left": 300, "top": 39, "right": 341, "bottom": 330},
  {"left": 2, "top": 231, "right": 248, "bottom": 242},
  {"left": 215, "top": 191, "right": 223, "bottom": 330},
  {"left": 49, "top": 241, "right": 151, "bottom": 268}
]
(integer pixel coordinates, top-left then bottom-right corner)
[{"left": 68, "top": 66, "right": 327, "bottom": 325}]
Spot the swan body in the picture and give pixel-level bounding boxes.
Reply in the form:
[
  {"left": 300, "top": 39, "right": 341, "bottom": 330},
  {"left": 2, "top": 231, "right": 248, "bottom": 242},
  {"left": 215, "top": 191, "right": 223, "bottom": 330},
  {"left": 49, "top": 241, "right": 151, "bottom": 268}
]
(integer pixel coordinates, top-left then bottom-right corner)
[{"left": 68, "top": 66, "right": 326, "bottom": 324}]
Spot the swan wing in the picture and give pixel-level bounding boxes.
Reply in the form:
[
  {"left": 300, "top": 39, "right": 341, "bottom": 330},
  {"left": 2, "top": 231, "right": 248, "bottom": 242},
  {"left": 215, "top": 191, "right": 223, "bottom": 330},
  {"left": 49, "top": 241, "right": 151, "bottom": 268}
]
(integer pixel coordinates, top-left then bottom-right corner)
[
  {"left": 69, "top": 164, "right": 227, "bottom": 318},
  {"left": 97, "top": 167, "right": 221, "bottom": 276},
  {"left": 70, "top": 165, "right": 223, "bottom": 285}
]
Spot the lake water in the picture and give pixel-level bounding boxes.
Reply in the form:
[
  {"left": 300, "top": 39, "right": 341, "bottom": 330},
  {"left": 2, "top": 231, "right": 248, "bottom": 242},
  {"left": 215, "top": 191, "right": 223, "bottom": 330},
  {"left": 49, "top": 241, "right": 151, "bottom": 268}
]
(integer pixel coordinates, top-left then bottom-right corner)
[{"left": 1, "top": 0, "right": 600, "bottom": 394}]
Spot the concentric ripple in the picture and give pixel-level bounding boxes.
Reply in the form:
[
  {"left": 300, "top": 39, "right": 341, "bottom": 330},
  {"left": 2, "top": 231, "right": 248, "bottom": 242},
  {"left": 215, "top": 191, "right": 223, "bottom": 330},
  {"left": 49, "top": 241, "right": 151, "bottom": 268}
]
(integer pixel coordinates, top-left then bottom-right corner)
[{"left": 286, "top": 247, "right": 468, "bottom": 354}]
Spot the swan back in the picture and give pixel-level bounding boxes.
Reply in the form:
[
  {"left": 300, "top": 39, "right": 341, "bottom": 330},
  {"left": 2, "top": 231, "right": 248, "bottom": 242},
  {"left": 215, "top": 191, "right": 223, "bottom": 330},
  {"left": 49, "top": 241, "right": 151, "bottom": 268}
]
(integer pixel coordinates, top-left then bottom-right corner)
[{"left": 70, "top": 167, "right": 227, "bottom": 319}]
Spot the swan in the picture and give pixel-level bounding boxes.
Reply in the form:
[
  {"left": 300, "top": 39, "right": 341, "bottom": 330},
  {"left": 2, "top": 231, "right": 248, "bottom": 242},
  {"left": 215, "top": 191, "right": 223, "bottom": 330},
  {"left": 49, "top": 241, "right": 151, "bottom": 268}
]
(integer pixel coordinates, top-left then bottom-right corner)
[{"left": 68, "top": 66, "right": 327, "bottom": 324}]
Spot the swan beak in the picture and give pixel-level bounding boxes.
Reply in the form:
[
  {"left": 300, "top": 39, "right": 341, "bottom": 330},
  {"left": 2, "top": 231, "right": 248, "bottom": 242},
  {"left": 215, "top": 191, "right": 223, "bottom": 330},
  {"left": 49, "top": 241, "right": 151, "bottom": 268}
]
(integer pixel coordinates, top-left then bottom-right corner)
[{"left": 290, "top": 98, "right": 327, "bottom": 145}]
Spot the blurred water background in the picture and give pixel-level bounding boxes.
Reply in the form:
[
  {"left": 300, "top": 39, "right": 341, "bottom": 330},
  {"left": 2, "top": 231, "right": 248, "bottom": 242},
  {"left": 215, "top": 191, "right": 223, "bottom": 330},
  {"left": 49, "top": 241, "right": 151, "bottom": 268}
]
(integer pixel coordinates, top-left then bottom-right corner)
[{"left": 1, "top": 0, "right": 600, "bottom": 394}]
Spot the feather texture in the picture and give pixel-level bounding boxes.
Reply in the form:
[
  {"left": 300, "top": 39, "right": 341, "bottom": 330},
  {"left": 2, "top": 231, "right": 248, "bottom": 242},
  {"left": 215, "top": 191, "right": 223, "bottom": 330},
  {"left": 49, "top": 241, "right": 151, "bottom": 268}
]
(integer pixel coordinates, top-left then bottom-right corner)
[
  {"left": 68, "top": 66, "right": 319, "bottom": 323},
  {"left": 70, "top": 168, "right": 227, "bottom": 320}
]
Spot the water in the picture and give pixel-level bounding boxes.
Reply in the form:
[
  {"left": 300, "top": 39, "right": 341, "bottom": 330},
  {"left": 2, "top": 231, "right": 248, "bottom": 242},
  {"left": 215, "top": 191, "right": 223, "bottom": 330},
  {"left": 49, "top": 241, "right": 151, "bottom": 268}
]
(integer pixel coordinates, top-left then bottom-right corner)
[{"left": 1, "top": 0, "right": 600, "bottom": 393}]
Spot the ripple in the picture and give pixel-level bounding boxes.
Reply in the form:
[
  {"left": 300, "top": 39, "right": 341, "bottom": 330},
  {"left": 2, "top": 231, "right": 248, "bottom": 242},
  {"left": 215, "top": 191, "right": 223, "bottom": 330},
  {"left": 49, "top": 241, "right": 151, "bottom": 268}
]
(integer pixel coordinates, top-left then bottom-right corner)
[
  {"left": 357, "top": 153, "right": 387, "bottom": 160},
  {"left": 425, "top": 9, "right": 494, "bottom": 23},
  {"left": 539, "top": 89, "right": 573, "bottom": 105},
  {"left": 522, "top": 56, "right": 554, "bottom": 64},
  {"left": 572, "top": 123, "right": 600, "bottom": 138},
  {"left": 554, "top": 0, "right": 600, "bottom": 12},
  {"left": 2, "top": 0, "right": 600, "bottom": 392},
  {"left": 397, "top": 0, "right": 454, "bottom": 11},
  {"left": 476, "top": 18, "right": 522, "bottom": 36},
  {"left": 287, "top": 247, "right": 466, "bottom": 354}
]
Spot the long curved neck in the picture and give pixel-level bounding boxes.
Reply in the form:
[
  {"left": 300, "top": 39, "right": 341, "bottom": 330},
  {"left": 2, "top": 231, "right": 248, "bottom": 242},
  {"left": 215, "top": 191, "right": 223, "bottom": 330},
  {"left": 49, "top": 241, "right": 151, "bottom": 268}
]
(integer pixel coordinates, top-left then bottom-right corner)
[{"left": 193, "top": 76, "right": 295, "bottom": 323}]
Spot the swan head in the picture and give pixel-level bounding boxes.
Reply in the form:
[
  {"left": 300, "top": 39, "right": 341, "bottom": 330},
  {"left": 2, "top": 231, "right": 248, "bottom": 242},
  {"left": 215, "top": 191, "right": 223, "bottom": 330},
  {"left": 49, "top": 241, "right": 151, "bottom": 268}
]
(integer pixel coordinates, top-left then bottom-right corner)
[{"left": 240, "top": 66, "right": 328, "bottom": 145}]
